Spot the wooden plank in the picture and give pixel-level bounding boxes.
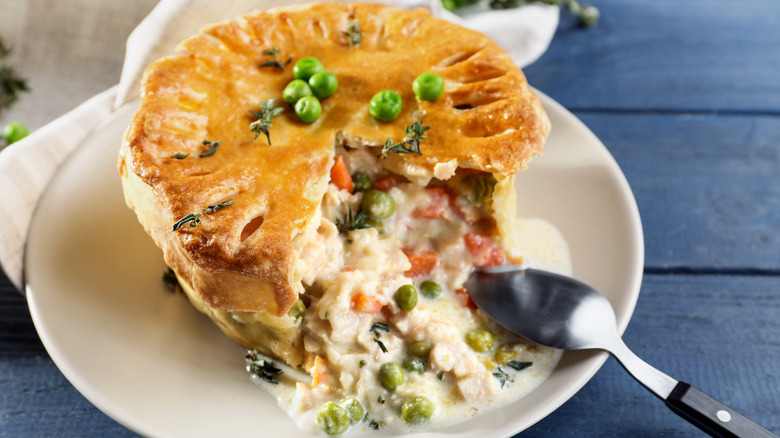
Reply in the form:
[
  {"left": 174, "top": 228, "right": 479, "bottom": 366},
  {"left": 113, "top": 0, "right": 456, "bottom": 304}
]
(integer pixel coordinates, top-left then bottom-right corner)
[
  {"left": 524, "top": 0, "right": 780, "bottom": 112},
  {"left": 522, "top": 273, "right": 780, "bottom": 437},
  {"left": 575, "top": 111, "right": 780, "bottom": 271}
]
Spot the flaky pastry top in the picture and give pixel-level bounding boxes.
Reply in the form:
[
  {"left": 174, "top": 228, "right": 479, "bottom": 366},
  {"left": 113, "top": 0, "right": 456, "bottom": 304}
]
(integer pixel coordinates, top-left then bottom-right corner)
[{"left": 119, "top": 2, "right": 550, "bottom": 316}]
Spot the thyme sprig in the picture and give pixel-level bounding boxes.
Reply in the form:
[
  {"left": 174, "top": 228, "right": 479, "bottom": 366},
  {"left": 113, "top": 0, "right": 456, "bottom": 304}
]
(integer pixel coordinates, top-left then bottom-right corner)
[
  {"left": 492, "top": 367, "right": 513, "bottom": 388},
  {"left": 342, "top": 19, "right": 362, "bottom": 47},
  {"left": 379, "top": 121, "right": 430, "bottom": 159},
  {"left": 370, "top": 321, "right": 390, "bottom": 352},
  {"left": 259, "top": 47, "right": 292, "bottom": 71},
  {"left": 335, "top": 206, "right": 373, "bottom": 233},
  {"left": 203, "top": 201, "right": 235, "bottom": 214},
  {"left": 246, "top": 350, "right": 284, "bottom": 384},
  {"left": 172, "top": 213, "right": 201, "bottom": 231},
  {"left": 199, "top": 139, "right": 220, "bottom": 157},
  {"left": 249, "top": 98, "right": 284, "bottom": 145},
  {"left": 0, "top": 36, "right": 29, "bottom": 114},
  {"left": 172, "top": 201, "right": 235, "bottom": 231},
  {"left": 442, "top": 0, "right": 599, "bottom": 28}
]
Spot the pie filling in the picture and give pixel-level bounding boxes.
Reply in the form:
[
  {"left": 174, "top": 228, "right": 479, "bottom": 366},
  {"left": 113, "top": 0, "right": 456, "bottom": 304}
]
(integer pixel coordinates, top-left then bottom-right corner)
[{"left": 219, "top": 142, "right": 572, "bottom": 434}]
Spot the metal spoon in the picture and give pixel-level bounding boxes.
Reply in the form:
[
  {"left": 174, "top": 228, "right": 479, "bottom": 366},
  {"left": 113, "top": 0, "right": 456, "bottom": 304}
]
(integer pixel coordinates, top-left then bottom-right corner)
[{"left": 465, "top": 267, "right": 778, "bottom": 438}]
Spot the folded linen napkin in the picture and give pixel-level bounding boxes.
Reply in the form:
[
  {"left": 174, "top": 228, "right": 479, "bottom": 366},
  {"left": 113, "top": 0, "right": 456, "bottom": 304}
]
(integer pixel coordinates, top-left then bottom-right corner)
[{"left": 0, "top": 0, "right": 558, "bottom": 290}]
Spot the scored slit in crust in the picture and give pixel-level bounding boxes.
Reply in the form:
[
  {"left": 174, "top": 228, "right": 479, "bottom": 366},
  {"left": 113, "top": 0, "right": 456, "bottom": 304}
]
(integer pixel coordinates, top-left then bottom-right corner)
[{"left": 118, "top": 2, "right": 549, "bottom": 366}]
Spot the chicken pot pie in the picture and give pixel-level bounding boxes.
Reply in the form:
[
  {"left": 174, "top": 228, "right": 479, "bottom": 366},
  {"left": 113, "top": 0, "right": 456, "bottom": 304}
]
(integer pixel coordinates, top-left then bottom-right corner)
[{"left": 119, "top": 2, "right": 570, "bottom": 434}]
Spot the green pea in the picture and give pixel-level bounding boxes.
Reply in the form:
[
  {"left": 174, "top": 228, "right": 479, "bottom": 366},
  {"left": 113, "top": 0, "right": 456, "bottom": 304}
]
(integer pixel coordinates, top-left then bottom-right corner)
[
  {"left": 351, "top": 171, "right": 373, "bottom": 192},
  {"left": 401, "top": 396, "right": 434, "bottom": 424},
  {"left": 361, "top": 189, "right": 395, "bottom": 219},
  {"left": 394, "top": 284, "right": 418, "bottom": 312},
  {"left": 287, "top": 299, "right": 306, "bottom": 320},
  {"left": 316, "top": 401, "right": 350, "bottom": 435},
  {"left": 309, "top": 71, "right": 338, "bottom": 99},
  {"left": 282, "top": 79, "right": 313, "bottom": 105},
  {"left": 465, "top": 329, "right": 495, "bottom": 353},
  {"left": 293, "top": 57, "right": 324, "bottom": 81},
  {"left": 403, "top": 357, "right": 425, "bottom": 373},
  {"left": 368, "top": 90, "right": 403, "bottom": 122},
  {"left": 339, "top": 397, "right": 364, "bottom": 425},
  {"left": 379, "top": 362, "right": 405, "bottom": 391},
  {"left": 294, "top": 96, "right": 322, "bottom": 123},
  {"left": 3, "top": 121, "right": 29, "bottom": 144},
  {"left": 412, "top": 72, "right": 444, "bottom": 101},
  {"left": 407, "top": 339, "right": 432, "bottom": 358},
  {"left": 419, "top": 280, "right": 443, "bottom": 299}
]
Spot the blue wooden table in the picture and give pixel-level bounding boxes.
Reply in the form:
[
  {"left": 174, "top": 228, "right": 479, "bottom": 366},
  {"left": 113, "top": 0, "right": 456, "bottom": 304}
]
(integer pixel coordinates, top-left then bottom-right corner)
[{"left": 1, "top": 0, "right": 779, "bottom": 436}]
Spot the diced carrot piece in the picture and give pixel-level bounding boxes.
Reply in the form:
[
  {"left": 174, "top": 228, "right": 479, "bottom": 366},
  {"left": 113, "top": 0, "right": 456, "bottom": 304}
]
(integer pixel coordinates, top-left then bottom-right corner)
[
  {"left": 330, "top": 156, "right": 354, "bottom": 193},
  {"left": 311, "top": 355, "right": 328, "bottom": 386},
  {"left": 340, "top": 267, "right": 355, "bottom": 272},
  {"left": 454, "top": 288, "right": 478, "bottom": 310},
  {"left": 413, "top": 187, "right": 448, "bottom": 219},
  {"left": 351, "top": 293, "right": 383, "bottom": 314},
  {"left": 464, "top": 233, "right": 506, "bottom": 267},
  {"left": 373, "top": 176, "right": 398, "bottom": 191},
  {"left": 402, "top": 249, "right": 438, "bottom": 277}
]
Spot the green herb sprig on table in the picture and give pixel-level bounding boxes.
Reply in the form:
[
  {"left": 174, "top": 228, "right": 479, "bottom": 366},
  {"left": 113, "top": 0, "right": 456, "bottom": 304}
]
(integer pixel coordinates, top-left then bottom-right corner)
[
  {"left": 259, "top": 47, "right": 292, "bottom": 71},
  {"left": 442, "top": 0, "right": 599, "bottom": 28},
  {"left": 0, "top": 36, "right": 29, "bottom": 115},
  {"left": 250, "top": 98, "right": 284, "bottom": 145},
  {"left": 380, "top": 121, "right": 429, "bottom": 159}
]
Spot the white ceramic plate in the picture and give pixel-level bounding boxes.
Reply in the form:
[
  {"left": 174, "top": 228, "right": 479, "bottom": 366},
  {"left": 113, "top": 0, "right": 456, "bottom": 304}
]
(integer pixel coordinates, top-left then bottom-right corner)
[{"left": 25, "top": 91, "right": 643, "bottom": 438}]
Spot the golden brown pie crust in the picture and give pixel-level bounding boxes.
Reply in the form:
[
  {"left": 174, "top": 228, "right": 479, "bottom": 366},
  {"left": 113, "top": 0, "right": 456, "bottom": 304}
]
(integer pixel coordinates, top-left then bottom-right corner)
[{"left": 118, "top": 2, "right": 550, "bottom": 319}]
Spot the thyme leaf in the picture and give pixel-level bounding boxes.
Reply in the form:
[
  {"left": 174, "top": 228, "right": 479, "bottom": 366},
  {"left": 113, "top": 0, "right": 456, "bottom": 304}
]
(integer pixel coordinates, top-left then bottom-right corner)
[
  {"left": 172, "top": 213, "right": 201, "bottom": 231},
  {"left": 492, "top": 367, "right": 513, "bottom": 388},
  {"left": 342, "top": 19, "right": 362, "bottom": 47},
  {"left": 379, "top": 121, "right": 430, "bottom": 159},
  {"left": 199, "top": 139, "right": 220, "bottom": 157},
  {"left": 369, "top": 420, "right": 383, "bottom": 430},
  {"left": 369, "top": 321, "right": 390, "bottom": 337},
  {"left": 335, "top": 206, "right": 373, "bottom": 233},
  {"left": 249, "top": 98, "right": 284, "bottom": 145},
  {"left": 202, "top": 201, "right": 235, "bottom": 214},
  {"left": 506, "top": 360, "right": 533, "bottom": 371},
  {"left": 171, "top": 152, "right": 189, "bottom": 159},
  {"left": 259, "top": 47, "right": 292, "bottom": 71},
  {"left": 246, "top": 350, "right": 284, "bottom": 384},
  {"left": 375, "top": 339, "right": 388, "bottom": 353}
]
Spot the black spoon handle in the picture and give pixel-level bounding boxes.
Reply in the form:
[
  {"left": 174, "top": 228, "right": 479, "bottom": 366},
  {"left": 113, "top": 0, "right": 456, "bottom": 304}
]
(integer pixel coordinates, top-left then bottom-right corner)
[{"left": 665, "top": 382, "right": 778, "bottom": 438}]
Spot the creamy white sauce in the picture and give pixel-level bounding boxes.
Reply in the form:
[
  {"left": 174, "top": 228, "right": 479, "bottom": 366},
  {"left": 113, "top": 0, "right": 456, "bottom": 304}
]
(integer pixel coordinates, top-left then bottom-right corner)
[{"left": 249, "top": 166, "right": 571, "bottom": 436}]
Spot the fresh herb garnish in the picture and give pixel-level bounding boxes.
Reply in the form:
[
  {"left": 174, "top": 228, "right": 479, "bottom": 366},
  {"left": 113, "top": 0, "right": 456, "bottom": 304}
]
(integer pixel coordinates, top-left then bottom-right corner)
[
  {"left": 369, "top": 419, "right": 383, "bottom": 430},
  {"left": 259, "top": 47, "right": 292, "bottom": 71},
  {"left": 492, "top": 367, "right": 513, "bottom": 388},
  {"left": 342, "top": 19, "right": 362, "bottom": 47},
  {"left": 442, "top": 0, "right": 599, "bottom": 28},
  {"left": 172, "top": 212, "right": 202, "bottom": 231},
  {"left": 199, "top": 139, "right": 220, "bottom": 157},
  {"left": 171, "top": 152, "right": 189, "bottom": 159},
  {"left": 377, "top": 395, "right": 385, "bottom": 404},
  {"left": 246, "top": 350, "right": 284, "bottom": 384},
  {"left": 375, "top": 339, "right": 388, "bottom": 353},
  {"left": 506, "top": 360, "right": 533, "bottom": 371},
  {"left": 203, "top": 201, "right": 235, "bottom": 214},
  {"left": 379, "top": 121, "right": 430, "bottom": 159},
  {"left": 162, "top": 268, "right": 182, "bottom": 293},
  {"left": 249, "top": 98, "right": 284, "bottom": 145},
  {"left": 0, "top": 36, "right": 29, "bottom": 114},
  {"left": 335, "top": 206, "right": 373, "bottom": 233},
  {"left": 369, "top": 322, "right": 390, "bottom": 337},
  {"left": 437, "top": 371, "right": 445, "bottom": 381},
  {"left": 324, "top": 310, "right": 330, "bottom": 320},
  {"left": 359, "top": 359, "right": 366, "bottom": 368}
]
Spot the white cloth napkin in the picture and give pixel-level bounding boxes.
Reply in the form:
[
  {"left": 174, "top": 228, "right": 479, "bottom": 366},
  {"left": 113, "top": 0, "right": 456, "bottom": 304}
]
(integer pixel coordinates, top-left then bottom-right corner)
[{"left": 0, "top": 0, "right": 558, "bottom": 290}]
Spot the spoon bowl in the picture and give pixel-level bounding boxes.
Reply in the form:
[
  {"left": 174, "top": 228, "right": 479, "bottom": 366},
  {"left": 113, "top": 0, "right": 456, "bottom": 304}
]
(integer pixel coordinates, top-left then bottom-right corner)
[{"left": 466, "top": 267, "right": 779, "bottom": 438}]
